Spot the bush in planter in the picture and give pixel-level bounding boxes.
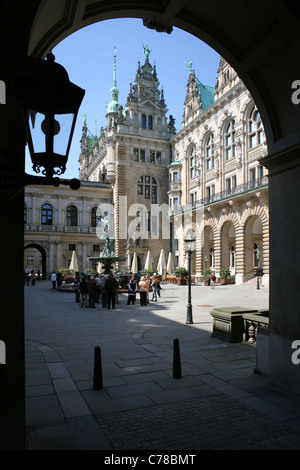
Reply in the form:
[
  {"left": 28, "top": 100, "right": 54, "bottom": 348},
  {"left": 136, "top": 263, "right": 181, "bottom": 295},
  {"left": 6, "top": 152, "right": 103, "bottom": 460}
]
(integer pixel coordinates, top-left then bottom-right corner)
[
  {"left": 219, "top": 268, "right": 231, "bottom": 284},
  {"left": 201, "top": 268, "right": 212, "bottom": 284},
  {"left": 174, "top": 267, "right": 188, "bottom": 284}
]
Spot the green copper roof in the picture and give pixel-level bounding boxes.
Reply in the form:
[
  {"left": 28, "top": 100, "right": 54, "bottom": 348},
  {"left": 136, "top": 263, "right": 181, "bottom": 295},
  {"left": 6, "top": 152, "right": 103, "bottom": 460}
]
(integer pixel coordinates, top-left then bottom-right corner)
[{"left": 196, "top": 81, "right": 215, "bottom": 110}]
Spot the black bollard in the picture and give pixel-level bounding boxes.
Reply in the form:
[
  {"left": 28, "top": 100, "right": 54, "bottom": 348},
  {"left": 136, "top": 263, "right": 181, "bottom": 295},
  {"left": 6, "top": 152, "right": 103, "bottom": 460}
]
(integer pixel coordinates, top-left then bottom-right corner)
[
  {"left": 173, "top": 338, "right": 182, "bottom": 379},
  {"left": 93, "top": 346, "right": 103, "bottom": 390}
]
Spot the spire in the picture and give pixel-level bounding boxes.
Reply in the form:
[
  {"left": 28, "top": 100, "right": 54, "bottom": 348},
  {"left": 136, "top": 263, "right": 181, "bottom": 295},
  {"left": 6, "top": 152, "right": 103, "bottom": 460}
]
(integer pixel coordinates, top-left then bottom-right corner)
[{"left": 106, "top": 47, "right": 121, "bottom": 114}]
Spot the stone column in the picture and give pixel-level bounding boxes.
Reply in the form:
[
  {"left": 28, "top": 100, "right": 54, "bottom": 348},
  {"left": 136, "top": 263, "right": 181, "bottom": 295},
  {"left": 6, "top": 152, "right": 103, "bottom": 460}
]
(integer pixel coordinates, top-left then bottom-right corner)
[
  {"left": 261, "top": 147, "right": 300, "bottom": 393},
  {"left": 235, "top": 225, "right": 245, "bottom": 285}
]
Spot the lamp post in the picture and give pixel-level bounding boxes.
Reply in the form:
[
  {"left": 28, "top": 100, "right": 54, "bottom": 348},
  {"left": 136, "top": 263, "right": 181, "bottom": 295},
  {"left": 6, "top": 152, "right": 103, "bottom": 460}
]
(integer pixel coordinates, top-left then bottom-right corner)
[
  {"left": 185, "top": 232, "right": 196, "bottom": 324},
  {"left": 4, "top": 52, "right": 85, "bottom": 189},
  {"left": 256, "top": 252, "right": 260, "bottom": 290}
]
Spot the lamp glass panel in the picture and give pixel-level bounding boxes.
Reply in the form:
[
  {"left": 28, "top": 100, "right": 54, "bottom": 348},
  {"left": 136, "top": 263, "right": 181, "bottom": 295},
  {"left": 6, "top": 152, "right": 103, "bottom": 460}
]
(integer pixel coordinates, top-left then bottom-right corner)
[{"left": 53, "top": 113, "right": 74, "bottom": 156}]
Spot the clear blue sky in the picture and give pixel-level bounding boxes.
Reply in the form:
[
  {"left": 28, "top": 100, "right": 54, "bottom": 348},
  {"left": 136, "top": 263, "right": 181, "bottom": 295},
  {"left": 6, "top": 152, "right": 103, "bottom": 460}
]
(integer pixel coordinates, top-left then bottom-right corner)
[{"left": 25, "top": 18, "right": 220, "bottom": 179}]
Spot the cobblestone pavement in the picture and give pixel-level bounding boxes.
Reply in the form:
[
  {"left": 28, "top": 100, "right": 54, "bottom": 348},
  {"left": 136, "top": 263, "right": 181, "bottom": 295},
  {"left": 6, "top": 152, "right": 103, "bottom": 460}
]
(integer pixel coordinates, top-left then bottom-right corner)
[{"left": 25, "top": 280, "right": 300, "bottom": 450}]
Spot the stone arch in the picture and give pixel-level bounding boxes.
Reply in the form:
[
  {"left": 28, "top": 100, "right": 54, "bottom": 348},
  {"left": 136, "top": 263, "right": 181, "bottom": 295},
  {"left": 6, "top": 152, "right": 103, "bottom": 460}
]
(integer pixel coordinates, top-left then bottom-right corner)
[
  {"left": 24, "top": 243, "right": 47, "bottom": 280},
  {"left": 242, "top": 205, "right": 269, "bottom": 284}
]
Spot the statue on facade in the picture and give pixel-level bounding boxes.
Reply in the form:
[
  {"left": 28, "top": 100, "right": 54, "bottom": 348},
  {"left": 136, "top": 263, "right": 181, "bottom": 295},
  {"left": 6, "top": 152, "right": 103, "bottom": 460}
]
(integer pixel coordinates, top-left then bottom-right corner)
[{"left": 142, "top": 44, "right": 151, "bottom": 59}]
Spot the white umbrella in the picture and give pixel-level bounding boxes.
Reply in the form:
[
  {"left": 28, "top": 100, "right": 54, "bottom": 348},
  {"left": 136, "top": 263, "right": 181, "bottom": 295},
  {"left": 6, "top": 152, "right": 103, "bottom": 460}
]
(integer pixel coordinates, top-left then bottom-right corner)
[
  {"left": 157, "top": 249, "right": 167, "bottom": 276},
  {"left": 167, "top": 252, "right": 174, "bottom": 274},
  {"left": 131, "top": 252, "right": 139, "bottom": 273},
  {"left": 69, "top": 251, "right": 79, "bottom": 272},
  {"left": 144, "top": 251, "right": 152, "bottom": 271}
]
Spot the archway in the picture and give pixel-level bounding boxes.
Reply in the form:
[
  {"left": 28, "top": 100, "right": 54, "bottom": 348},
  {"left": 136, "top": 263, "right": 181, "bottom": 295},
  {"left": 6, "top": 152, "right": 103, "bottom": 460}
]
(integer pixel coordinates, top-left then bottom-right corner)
[
  {"left": 1, "top": 0, "right": 300, "bottom": 450},
  {"left": 244, "top": 216, "right": 263, "bottom": 281},
  {"left": 24, "top": 243, "right": 47, "bottom": 280},
  {"left": 221, "top": 220, "right": 236, "bottom": 274}
]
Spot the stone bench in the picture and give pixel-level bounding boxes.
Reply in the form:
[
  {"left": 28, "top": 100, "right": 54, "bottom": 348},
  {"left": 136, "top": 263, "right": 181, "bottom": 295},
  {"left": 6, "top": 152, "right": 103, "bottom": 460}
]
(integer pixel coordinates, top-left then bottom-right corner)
[{"left": 210, "top": 307, "right": 259, "bottom": 343}]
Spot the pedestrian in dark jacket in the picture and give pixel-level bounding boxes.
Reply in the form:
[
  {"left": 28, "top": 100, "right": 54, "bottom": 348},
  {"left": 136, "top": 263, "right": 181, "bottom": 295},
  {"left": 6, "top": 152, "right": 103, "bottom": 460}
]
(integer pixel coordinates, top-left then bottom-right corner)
[
  {"left": 79, "top": 276, "right": 88, "bottom": 308},
  {"left": 127, "top": 276, "right": 137, "bottom": 305},
  {"left": 87, "top": 276, "right": 97, "bottom": 308},
  {"left": 73, "top": 273, "right": 80, "bottom": 302},
  {"left": 105, "top": 274, "right": 118, "bottom": 309}
]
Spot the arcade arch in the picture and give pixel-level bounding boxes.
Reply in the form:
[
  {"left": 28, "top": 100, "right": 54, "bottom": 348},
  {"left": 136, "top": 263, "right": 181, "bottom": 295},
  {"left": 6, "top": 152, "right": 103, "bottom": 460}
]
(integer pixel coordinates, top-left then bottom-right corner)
[
  {"left": 1, "top": 1, "right": 300, "bottom": 449},
  {"left": 24, "top": 243, "right": 47, "bottom": 280}
]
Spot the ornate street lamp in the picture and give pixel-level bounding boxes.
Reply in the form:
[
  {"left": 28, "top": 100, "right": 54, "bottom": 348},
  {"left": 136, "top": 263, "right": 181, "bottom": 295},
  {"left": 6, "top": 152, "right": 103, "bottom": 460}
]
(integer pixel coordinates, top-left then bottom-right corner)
[
  {"left": 17, "top": 52, "right": 85, "bottom": 188},
  {"left": 185, "top": 232, "right": 196, "bottom": 324}
]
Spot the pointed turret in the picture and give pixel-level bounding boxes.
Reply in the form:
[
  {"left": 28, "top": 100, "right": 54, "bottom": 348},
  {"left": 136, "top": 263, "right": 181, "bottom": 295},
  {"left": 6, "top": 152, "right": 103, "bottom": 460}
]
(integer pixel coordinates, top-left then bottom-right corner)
[
  {"left": 182, "top": 60, "right": 215, "bottom": 128},
  {"left": 106, "top": 48, "right": 121, "bottom": 119}
]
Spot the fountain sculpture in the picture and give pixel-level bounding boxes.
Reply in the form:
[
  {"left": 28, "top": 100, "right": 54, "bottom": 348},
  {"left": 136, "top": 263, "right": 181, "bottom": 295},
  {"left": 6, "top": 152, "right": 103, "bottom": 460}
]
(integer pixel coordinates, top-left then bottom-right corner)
[{"left": 88, "top": 214, "right": 126, "bottom": 274}]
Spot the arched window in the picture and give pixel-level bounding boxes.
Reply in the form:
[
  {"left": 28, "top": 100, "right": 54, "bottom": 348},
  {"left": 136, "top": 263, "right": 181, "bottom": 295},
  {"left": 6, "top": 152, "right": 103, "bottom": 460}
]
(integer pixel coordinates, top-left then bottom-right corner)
[
  {"left": 41, "top": 203, "right": 53, "bottom": 225},
  {"left": 189, "top": 146, "right": 196, "bottom": 178},
  {"left": 91, "top": 207, "right": 98, "bottom": 227},
  {"left": 205, "top": 134, "right": 214, "bottom": 170},
  {"left": 142, "top": 114, "right": 146, "bottom": 129},
  {"left": 225, "top": 120, "right": 236, "bottom": 160},
  {"left": 67, "top": 205, "right": 78, "bottom": 226},
  {"left": 137, "top": 175, "right": 158, "bottom": 203},
  {"left": 248, "top": 107, "right": 262, "bottom": 149}
]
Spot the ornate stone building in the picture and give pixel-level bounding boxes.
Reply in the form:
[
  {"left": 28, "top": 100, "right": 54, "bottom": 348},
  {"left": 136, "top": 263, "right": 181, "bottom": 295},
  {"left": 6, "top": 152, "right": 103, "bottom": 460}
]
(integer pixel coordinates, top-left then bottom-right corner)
[
  {"left": 24, "top": 181, "right": 112, "bottom": 276},
  {"left": 24, "top": 51, "right": 268, "bottom": 284},
  {"left": 169, "top": 57, "right": 269, "bottom": 285},
  {"left": 78, "top": 46, "right": 175, "bottom": 272}
]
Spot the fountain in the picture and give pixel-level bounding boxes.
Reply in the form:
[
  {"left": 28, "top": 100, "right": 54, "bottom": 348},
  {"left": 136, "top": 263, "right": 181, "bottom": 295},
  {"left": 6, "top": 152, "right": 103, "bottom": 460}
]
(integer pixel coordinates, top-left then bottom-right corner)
[{"left": 88, "top": 214, "right": 126, "bottom": 274}]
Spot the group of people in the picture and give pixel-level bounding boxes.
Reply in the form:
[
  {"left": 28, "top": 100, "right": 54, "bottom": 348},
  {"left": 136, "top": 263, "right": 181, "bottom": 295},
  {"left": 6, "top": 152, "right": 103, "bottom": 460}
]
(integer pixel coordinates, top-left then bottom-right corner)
[
  {"left": 73, "top": 272, "right": 119, "bottom": 309},
  {"left": 70, "top": 271, "right": 161, "bottom": 309},
  {"left": 24, "top": 268, "right": 40, "bottom": 286},
  {"left": 127, "top": 274, "right": 161, "bottom": 306}
]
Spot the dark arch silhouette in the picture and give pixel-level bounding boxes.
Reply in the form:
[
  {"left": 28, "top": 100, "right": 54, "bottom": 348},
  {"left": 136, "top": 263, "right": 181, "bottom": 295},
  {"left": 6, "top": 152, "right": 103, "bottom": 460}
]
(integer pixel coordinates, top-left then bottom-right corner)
[{"left": 24, "top": 243, "right": 47, "bottom": 280}]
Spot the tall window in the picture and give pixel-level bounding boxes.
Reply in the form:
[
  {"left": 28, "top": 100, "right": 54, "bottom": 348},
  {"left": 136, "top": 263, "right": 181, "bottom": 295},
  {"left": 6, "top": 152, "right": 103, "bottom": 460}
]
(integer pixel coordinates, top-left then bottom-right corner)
[
  {"left": 225, "top": 120, "right": 236, "bottom": 160},
  {"left": 133, "top": 148, "right": 146, "bottom": 162},
  {"left": 24, "top": 204, "right": 27, "bottom": 224},
  {"left": 67, "top": 205, "right": 78, "bottom": 226},
  {"left": 91, "top": 207, "right": 98, "bottom": 227},
  {"left": 41, "top": 203, "right": 53, "bottom": 225},
  {"left": 142, "top": 114, "right": 146, "bottom": 129},
  {"left": 137, "top": 176, "right": 158, "bottom": 203},
  {"left": 148, "top": 115, "right": 153, "bottom": 130},
  {"left": 189, "top": 146, "right": 196, "bottom": 178},
  {"left": 205, "top": 134, "right": 214, "bottom": 170},
  {"left": 248, "top": 107, "right": 262, "bottom": 149},
  {"left": 225, "top": 175, "right": 237, "bottom": 195},
  {"left": 149, "top": 150, "right": 161, "bottom": 164}
]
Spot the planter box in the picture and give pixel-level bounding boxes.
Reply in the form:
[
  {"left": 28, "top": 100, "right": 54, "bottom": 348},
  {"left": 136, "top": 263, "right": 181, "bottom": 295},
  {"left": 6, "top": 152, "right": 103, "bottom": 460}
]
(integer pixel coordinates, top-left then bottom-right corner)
[
  {"left": 176, "top": 277, "right": 187, "bottom": 285},
  {"left": 220, "top": 278, "right": 231, "bottom": 285},
  {"left": 210, "top": 307, "right": 258, "bottom": 342}
]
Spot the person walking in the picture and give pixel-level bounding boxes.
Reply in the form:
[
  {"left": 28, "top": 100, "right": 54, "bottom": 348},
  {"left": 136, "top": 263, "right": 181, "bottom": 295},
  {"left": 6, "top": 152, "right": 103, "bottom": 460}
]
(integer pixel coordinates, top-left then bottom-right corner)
[
  {"left": 100, "top": 276, "right": 108, "bottom": 308},
  {"left": 73, "top": 272, "right": 80, "bottom": 302},
  {"left": 51, "top": 271, "right": 57, "bottom": 289},
  {"left": 139, "top": 276, "right": 148, "bottom": 306},
  {"left": 31, "top": 269, "right": 36, "bottom": 286},
  {"left": 79, "top": 276, "right": 88, "bottom": 308},
  {"left": 105, "top": 273, "right": 118, "bottom": 309},
  {"left": 210, "top": 272, "right": 216, "bottom": 289},
  {"left": 145, "top": 275, "right": 151, "bottom": 304},
  {"left": 151, "top": 275, "right": 158, "bottom": 301},
  {"left": 127, "top": 276, "right": 137, "bottom": 305},
  {"left": 87, "top": 276, "right": 97, "bottom": 308},
  {"left": 95, "top": 273, "right": 101, "bottom": 303}
]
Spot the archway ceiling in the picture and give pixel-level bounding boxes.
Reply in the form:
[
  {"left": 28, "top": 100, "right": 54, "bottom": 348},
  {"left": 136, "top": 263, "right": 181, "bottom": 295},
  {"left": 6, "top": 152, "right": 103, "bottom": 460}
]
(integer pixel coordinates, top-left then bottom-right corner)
[{"left": 2, "top": 0, "right": 300, "bottom": 157}]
